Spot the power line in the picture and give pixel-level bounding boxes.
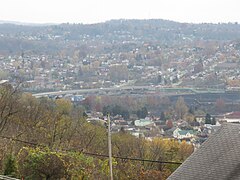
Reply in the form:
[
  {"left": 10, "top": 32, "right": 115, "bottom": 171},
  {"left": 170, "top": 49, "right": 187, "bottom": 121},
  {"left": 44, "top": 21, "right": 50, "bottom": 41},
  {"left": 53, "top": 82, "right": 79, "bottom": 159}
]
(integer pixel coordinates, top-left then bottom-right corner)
[
  {"left": 83, "top": 152, "right": 182, "bottom": 165},
  {"left": 0, "top": 136, "right": 182, "bottom": 165},
  {"left": 0, "top": 135, "right": 37, "bottom": 146}
]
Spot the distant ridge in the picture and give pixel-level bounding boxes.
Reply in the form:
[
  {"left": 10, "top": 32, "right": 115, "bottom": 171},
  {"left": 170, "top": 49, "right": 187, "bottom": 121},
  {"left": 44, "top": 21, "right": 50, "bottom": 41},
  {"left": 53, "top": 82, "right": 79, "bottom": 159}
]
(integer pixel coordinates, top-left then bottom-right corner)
[
  {"left": 0, "top": 18, "right": 239, "bottom": 55},
  {"left": 0, "top": 18, "right": 179, "bottom": 26},
  {"left": 0, "top": 18, "right": 235, "bottom": 27},
  {"left": 0, "top": 20, "right": 58, "bottom": 26}
]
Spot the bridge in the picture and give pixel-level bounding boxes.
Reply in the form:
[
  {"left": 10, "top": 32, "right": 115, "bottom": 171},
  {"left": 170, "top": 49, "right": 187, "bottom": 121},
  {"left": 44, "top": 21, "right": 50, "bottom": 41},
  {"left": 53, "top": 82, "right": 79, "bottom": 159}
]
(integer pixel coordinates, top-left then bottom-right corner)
[
  {"left": 32, "top": 86, "right": 226, "bottom": 98},
  {"left": 32, "top": 86, "right": 154, "bottom": 98}
]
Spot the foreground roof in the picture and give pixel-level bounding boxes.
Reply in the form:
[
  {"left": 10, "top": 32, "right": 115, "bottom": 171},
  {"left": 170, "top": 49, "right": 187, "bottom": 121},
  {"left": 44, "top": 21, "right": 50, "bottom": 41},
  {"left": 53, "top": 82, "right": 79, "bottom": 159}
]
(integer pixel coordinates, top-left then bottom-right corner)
[{"left": 168, "top": 123, "right": 240, "bottom": 180}]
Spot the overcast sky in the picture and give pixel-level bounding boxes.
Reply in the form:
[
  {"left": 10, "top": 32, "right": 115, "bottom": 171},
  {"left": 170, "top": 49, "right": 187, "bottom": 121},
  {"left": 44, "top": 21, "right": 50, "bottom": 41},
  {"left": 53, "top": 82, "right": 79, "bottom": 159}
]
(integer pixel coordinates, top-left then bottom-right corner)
[{"left": 0, "top": 0, "right": 239, "bottom": 24}]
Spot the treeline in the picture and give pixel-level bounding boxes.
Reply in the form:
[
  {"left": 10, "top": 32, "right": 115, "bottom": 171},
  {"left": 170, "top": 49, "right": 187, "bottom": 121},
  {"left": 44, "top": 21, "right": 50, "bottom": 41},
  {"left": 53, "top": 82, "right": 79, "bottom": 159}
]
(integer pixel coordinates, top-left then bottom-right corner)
[
  {"left": 83, "top": 95, "right": 194, "bottom": 122},
  {"left": 83, "top": 95, "right": 172, "bottom": 117},
  {"left": 0, "top": 84, "right": 193, "bottom": 179}
]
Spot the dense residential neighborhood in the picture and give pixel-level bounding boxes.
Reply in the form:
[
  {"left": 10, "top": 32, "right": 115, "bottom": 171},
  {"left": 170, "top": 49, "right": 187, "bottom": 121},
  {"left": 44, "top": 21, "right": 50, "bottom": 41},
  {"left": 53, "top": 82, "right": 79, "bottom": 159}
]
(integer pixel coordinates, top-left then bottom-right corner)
[
  {"left": 85, "top": 109, "right": 235, "bottom": 149},
  {"left": 0, "top": 20, "right": 240, "bottom": 93}
]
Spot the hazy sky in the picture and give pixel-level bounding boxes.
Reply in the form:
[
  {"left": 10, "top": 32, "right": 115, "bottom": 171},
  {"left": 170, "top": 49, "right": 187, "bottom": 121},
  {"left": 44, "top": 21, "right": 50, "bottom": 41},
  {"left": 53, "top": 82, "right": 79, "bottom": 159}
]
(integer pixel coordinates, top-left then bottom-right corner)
[{"left": 0, "top": 0, "right": 239, "bottom": 24}]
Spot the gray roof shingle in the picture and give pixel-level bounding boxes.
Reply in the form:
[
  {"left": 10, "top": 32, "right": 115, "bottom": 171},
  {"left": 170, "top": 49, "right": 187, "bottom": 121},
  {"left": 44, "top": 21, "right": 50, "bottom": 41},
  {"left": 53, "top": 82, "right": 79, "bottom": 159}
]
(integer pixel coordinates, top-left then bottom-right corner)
[{"left": 168, "top": 123, "right": 240, "bottom": 180}]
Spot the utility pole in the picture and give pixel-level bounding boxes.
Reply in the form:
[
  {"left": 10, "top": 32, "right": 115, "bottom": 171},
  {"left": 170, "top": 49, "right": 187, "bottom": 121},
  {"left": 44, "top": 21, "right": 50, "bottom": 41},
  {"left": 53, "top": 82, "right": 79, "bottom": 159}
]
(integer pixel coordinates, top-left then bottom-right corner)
[{"left": 107, "top": 114, "right": 113, "bottom": 180}]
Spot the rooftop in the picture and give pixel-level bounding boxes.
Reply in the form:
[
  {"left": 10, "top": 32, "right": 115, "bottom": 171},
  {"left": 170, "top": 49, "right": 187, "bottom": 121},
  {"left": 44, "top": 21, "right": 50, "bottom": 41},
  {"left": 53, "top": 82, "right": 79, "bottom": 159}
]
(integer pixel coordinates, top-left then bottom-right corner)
[
  {"left": 134, "top": 119, "right": 154, "bottom": 127},
  {"left": 168, "top": 123, "right": 240, "bottom": 180}
]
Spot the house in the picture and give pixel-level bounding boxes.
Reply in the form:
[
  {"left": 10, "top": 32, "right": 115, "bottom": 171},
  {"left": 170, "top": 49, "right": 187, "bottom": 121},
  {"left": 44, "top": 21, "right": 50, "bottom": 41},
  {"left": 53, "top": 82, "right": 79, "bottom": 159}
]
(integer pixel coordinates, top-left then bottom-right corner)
[
  {"left": 70, "top": 95, "right": 85, "bottom": 102},
  {"left": 177, "top": 120, "right": 192, "bottom": 129},
  {"left": 189, "top": 121, "right": 200, "bottom": 128},
  {"left": 130, "top": 131, "right": 145, "bottom": 138},
  {"left": 219, "top": 111, "right": 240, "bottom": 123},
  {"left": 203, "top": 124, "right": 221, "bottom": 134},
  {"left": 114, "top": 120, "right": 129, "bottom": 128},
  {"left": 171, "top": 127, "right": 181, "bottom": 137},
  {"left": 168, "top": 123, "right": 240, "bottom": 180},
  {"left": 173, "top": 128, "right": 195, "bottom": 140},
  {"left": 194, "top": 115, "right": 206, "bottom": 123},
  {"left": 165, "top": 127, "right": 179, "bottom": 137},
  {"left": 134, "top": 119, "right": 155, "bottom": 128}
]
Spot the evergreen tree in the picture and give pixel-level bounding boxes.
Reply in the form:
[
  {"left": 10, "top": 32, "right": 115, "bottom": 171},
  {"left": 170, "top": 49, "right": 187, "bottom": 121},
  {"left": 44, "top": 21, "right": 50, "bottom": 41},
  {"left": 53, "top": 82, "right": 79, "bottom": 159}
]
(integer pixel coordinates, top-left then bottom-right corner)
[
  {"left": 137, "top": 107, "right": 148, "bottom": 119},
  {"left": 211, "top": 117, "right": 216, "bottom": 125},
  {"left": 205, "top": 113, "right": 212, "bottom": 124}
]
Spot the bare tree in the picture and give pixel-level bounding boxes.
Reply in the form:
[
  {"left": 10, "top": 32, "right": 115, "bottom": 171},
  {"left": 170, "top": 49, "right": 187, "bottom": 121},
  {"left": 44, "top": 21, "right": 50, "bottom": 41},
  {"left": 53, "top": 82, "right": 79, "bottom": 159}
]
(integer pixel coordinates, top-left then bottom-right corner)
[
  {"left": 175, "top": 96, "right": 188, "bottom": 120},
  {"left": 0, "top": 84, "right": 21, "bottom": 133}
]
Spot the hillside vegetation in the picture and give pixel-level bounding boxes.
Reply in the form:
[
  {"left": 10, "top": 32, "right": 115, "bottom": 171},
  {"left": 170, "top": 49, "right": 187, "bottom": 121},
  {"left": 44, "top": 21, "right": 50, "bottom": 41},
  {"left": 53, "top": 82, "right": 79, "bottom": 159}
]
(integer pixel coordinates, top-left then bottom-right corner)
[{"left": 0, "top": 84, "right": 193, "bottom": 179}]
